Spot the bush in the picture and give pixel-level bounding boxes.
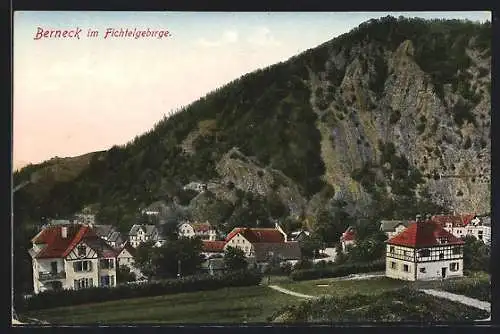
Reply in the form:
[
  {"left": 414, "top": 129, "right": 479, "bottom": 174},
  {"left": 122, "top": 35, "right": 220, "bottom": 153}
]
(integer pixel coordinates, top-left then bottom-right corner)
[
  {"left": 442, "top": 275, "right": 490, "bottom": 302},
  {"left": 290, "top": 259, "right": 385, "bottom": 281},
  {"left": 293, "top": 259, "right": 314, "bottom": 271},
  {"left": 17, "top": 270, "right": 262, "bottom": 312}
]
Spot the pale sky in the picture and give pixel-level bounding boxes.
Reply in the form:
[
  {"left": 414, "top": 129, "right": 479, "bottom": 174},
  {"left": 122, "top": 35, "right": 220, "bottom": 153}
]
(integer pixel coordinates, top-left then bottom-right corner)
[{"left": 13, "top": 11, "right": 491, "bottom": 170}]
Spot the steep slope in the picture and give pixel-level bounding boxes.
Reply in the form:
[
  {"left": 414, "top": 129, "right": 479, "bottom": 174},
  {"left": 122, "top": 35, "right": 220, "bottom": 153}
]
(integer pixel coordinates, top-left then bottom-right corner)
[{"left": 14, "top": 16, "right": 491, "bottom": 233}]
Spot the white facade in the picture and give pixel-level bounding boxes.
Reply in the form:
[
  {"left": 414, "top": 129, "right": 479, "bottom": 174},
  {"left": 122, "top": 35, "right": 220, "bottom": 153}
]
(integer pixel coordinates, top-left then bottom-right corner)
[
  {"left": 32, "top": 240, "right": 117, "bottom": 294},
  {"left": 385, "top": 244, "right": 463, "bottom": 281},
  {"left": 178, "top": 223, "right": 196, "bottom": 238},
  {"left": 178, "top": 222, "right": 217, "bottom": 241},
  {"left": 443, "top": 224, "right": 491, "bottom": 246},
  {"left": 223, "top": 233, "right": 254, "bottom": 257},
  {"left": 128, "top": 225, "right": 159, "bottom": 248},
  {"left": 117, "top": 247, "right": 142, "bottom": 279}
]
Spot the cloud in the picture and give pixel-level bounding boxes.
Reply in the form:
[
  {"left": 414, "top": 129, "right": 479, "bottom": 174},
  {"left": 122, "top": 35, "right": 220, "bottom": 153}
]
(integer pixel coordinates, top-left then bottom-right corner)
[
  {"left": 247, "top": 27, "right": 281, "bottom": 46},
  {"left": 197, "top": 30, "right": 239, "bottom": 47}
]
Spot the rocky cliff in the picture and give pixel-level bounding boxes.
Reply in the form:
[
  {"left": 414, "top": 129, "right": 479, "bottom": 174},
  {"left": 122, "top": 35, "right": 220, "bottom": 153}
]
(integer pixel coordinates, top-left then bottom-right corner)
[{"left": 14, "top": 17, "right": 491, "bottom": 232}]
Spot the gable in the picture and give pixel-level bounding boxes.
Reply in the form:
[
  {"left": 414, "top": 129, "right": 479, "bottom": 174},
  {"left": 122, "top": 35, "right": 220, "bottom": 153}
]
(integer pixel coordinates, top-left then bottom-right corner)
[
  {"left": 66, "top": 241, "right": 98, "bottom": 260},
  {"left": 118, "top": 248, "right": 133, "bottom": 258}
]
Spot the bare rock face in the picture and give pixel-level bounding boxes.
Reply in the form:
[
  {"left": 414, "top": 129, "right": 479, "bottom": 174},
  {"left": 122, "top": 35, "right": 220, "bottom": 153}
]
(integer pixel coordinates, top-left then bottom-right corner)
[
  {"left": 308, "top": 37, "right": 490, "bottom": 215},
  {"left": 215, "top": 147, "right": 306, "bottom": 217}
]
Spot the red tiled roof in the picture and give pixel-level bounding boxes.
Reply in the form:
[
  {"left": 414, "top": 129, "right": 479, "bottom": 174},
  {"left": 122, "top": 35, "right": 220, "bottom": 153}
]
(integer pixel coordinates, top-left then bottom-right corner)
[
  {"left": 341, "top": 231, "right": 356, "bottom": 242},
  {"left": 431, "top": 214, "right": 475, "bottom": 227},
  {"left": 340, "top": 227, "right": 356, "bottom": 242},
  {"left": 202, "top": 240, "right": 226, "bottom": 253},
  {"left": 387, "top": 220, "right": 465, "bottom": 248},
  {"left": 225, "top": 228, "right": 285, "bottom": 243},
  {"left": 32, "top": 224, "right": 102, "bottom": 259},
  {"left": 192, "top": 222, "right": 213, "bottom": 233}
]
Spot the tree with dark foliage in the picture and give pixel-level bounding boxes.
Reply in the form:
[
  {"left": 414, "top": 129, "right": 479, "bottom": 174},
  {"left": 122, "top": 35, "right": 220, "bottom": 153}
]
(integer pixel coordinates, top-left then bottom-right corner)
[{"left": 223, "top": 246, "right": 248, "bottom": 271}]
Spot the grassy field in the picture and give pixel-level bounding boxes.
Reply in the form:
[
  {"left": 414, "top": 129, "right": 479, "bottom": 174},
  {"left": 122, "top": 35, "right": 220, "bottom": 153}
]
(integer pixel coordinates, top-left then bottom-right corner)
[
  {"left": 21, "top": 273, "right": 490, "bottom": 324},
  {"left": 280, "top": 277, "right": 408, "bottom": 297},
  {"left": 21, "top": 286, "right": 298, "bottom": 325}
]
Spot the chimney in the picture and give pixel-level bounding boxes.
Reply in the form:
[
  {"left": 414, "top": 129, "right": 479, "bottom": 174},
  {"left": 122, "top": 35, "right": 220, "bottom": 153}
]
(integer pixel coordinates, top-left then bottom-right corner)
[{"left": 61, "top": 226, "right": 68, "bottom": 239}]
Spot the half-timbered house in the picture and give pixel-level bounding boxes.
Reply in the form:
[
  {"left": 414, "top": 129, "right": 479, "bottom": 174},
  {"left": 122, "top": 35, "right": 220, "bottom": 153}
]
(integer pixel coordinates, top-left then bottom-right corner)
[
  {"left": 29, "top": 224, "right": 118, "bottom": 294},
  {"left": 385, "top": 215, "right": 464, "bottom": 281}
]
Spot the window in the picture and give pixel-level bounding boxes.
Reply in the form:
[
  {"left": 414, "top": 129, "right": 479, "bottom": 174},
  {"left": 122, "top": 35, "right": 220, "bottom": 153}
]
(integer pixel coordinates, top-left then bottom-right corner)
[
  {"left": 390, "top": 246, "right": 395, "bottom": 253},
  {"left": 453, "top": 247, "right": 462, "bottom": 255},
  {"left": 100, "top": 259, "right": 114, "bottom": 269},
  {"left": 50, "top": 261, "right": 58, "bottom": 273},
  {"left": 403, "top": 264, "right": 409, "bottom": 272},
  {"left": 100, "top": 275, "right": 113, "bottom": 287},
  {"left": 439, "top": 253, "right": 444, "bottom": 260},
  {"left": 450, "top": 262, "right": 459, "bottom": 272},
  {"left": 390, "top": 262, "right": 397, "bottom": 269},
  {"left": 77, "top": 245, "right": 86, "bottom": 257},
  {"left": 419, "top": 267, "right": 426, "bottom": 273},
  {"left": 74, "top": 277, "right": 93, "bottom": 290},
  {"left": 418, "top": 249, "right": 430, "bottom": 257},
  {"left": 74, "top": 260, "right": 92, "bottom": 272}
]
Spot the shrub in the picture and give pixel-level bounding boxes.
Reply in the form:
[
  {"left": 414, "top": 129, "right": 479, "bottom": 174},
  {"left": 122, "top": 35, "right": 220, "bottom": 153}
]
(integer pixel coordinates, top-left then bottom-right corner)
[
  {"left": 17, "top": 270, "right": 262, "bottom": 312},
  {"left": 290, "top": 259, "right": 385, "bottom": 281},
  {"left": 442, "top": 275, "right": 490, "bottom": 302},
  {"left": 293, "top": 259, "right": 314, "bottom": 271}
]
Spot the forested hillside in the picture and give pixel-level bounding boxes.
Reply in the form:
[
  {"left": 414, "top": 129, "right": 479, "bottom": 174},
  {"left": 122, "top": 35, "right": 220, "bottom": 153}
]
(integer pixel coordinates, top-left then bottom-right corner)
[{"left": 14, "top": 16, "right": 491, "bottom": 293}]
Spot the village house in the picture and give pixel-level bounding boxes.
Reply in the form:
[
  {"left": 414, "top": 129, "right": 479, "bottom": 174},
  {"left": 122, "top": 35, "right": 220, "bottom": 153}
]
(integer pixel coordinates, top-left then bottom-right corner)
[
  {"left": 201, "top": 240, "right": 226, "bottom": 258},
  {"left": 128, "top": 224, "right": 161, "bottom": 248},
  {"left": 380, "top": 220, "right": 410, "bottom": 239},
  {"left": 178, "top": 221, "right": 217, "bottom": 241},
  {"left": 116, "top": 241, "right": 143, "bottom": 279},
  {"left": 431, "top": 214, "right": 491, "bottom": 245},
  {"left": 385, "top": 215, "right": 464, "bottom": 281},
  {"left": 288, "top": 230, "right": 310, "bottom": 242},
  {"left": 340, "top": 226, "right": 356, "bottom": 253},
  {"left": 198, "top": 240, "right": 226, "bottom": 275},
  {"left": 223, "top": 225, "right": 301, "bottom": 268},
  {"left": 29, "top": 224, "right": 118, "bottom": 294},
  {"left": 91, "top": 224, "right": 125, "bottom": 248}
]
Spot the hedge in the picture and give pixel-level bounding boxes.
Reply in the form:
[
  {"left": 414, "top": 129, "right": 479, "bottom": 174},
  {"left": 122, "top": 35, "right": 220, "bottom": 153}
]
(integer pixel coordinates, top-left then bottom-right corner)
[
  {"left": 442, "top": 275, "right": 491, "bottom": 302},
  {"left": 17, "top": 269, "right": 262, "bottom": 312},
  {"left": 290, "top": 259, "right": 385, "bottom": 281}
]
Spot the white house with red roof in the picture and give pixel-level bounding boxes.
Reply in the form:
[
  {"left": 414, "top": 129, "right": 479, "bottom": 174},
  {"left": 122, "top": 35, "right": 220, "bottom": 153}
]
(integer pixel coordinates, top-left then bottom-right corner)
[
  {"left": 223, "top": 225, "right": 300, "bottom": 265},
  {"left": 431, "top": 214, "right": 490, "bottom": 245},
  {"left": 385, "top": 215, "right": 464, "bottom": 281},
  {"left": 29, "top": 224, "right": 118, "bottom": 294},
  {"left": 340, "top": 226, "right": 356, "bottom": 253},
  {"left": 178, "top": 221, "right": 217, "bottom": 241}
]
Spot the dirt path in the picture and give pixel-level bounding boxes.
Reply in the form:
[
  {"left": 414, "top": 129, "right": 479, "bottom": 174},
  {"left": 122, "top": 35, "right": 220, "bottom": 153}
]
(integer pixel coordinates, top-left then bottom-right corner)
[
  {"left": 267, "top": 282, "right": 491, "bottom": 321},
  {"left": 419, "top": 288, "right": 490, "bottom": 321},
  {"left": 268, "top": 285, "right": 317, "bottom": 299}
]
